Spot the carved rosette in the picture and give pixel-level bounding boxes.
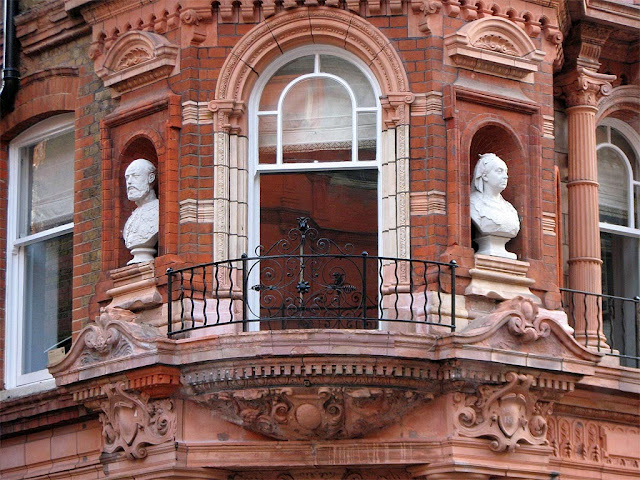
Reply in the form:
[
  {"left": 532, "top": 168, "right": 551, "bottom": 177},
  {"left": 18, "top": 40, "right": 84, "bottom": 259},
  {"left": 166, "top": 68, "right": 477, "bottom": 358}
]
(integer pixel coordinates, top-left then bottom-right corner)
[
  {"left": 99, "top": 382, "right": 176, "bottom": 459},
  {"left": 199, "top": 386, "right": 430, "bottom": 440},
  {"left": 556, "top": 67, "right": 616, "bottom": 108},
  {"left": 453, "top": 372, "right": 553, "bottom": 452}
]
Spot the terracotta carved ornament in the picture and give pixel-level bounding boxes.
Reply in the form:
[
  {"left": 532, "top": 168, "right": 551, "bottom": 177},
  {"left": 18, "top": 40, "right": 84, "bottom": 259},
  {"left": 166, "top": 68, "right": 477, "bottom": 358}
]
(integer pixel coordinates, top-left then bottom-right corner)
[
  {"left": 454, "top": 371, "right": 553, "bottom": 452},
  {"left": 99, "top": 382, "right": 176, "bottom": 459}
]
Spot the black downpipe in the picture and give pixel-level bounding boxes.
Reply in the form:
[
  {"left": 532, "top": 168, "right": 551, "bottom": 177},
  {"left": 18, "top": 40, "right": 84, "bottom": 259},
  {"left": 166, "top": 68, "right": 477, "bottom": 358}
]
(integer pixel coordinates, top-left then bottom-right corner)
[{"left": 1, "top": 0, "right": 20, "bottom": 116}]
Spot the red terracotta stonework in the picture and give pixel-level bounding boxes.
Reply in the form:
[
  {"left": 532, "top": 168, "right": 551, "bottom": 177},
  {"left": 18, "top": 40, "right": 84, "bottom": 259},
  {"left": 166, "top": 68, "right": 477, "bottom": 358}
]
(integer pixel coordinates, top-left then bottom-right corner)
[{"left": 1, "top": 1, "right": 638, "bottom": 479}]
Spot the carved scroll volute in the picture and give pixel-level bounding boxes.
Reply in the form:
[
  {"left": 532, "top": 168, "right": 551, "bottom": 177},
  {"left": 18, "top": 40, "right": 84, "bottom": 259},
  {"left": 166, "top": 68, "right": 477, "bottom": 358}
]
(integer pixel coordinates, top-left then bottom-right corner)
[
  {"left": 99, "top": 382, "right": 176, "bottom": 459},
  {"left": 381, "top": 93, "right": 416, "bottom": 129},
  {"left": 411, "top": 1, "right": 442, "bottom": 35},
  {"left": 453, "top": 372, "right": 554, "bottom": 452}
]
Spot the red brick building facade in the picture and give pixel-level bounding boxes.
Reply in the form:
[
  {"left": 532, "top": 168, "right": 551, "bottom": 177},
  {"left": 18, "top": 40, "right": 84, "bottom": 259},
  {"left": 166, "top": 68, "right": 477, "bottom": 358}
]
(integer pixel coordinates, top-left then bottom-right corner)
[{"left": 0, "top": 0, "right": 638, "bottom": 479}]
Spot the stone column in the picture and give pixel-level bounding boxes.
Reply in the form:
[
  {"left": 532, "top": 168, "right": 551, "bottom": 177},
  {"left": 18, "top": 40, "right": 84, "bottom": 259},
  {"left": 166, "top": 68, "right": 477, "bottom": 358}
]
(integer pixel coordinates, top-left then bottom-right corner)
[{"left": 557, "top": 67, "right": 614, "bottom": 348}]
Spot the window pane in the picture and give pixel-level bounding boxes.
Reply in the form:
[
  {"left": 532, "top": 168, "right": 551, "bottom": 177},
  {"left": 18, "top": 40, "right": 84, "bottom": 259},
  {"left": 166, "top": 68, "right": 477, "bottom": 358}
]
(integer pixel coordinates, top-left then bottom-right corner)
[
  {"left": 259, "top": 56, "right": 314, "bottom": 111},
  {"left": 258, "top": 115, "right": 277, "bottom": 164},
  {"left": 611, "top": 128, "right": 639, "bottom": 181},
  {"left": 596, "top": 125, "right": 608, "bottom": 145},
  {"left": 282, "top": 77, "right": 353, "bottom": 163},
  {"left": 358, "top": 112, "right": 377, "bottom": 161},
  {"left": 598, "top": 146, "right": 629, "bottom": 225},
  {"left": 22, "top": 233, "right": 73, "bottom": 374},
  {"left": 320, "top": 55, "right": 376, "bottom": 107},
  {"left": 21, "top": 130, "right": 74, "bottom": 236}
]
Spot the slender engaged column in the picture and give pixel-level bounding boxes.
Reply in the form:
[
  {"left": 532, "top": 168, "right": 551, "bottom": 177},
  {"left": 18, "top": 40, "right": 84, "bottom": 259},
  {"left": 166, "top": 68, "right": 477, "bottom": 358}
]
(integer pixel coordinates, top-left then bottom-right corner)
[{"left": 558, "top": 67, "right": 615, "bottom": 348}]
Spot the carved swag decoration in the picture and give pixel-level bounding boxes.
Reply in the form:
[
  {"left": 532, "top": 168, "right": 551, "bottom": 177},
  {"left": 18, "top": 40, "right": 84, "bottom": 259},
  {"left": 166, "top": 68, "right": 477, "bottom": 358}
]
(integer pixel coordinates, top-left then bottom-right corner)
[
  {"left": 99, "top": 382, "right": 176, "bottom": 459},
  {"left": 453, "top": 371, "right": 553, "bottom": 452},
  {"left": 205, "top": 386, "right": 429, "bottom": 440}
]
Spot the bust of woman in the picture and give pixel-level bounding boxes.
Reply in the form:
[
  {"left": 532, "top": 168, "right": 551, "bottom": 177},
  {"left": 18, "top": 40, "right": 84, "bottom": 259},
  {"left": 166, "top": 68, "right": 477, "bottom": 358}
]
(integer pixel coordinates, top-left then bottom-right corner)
[{"left": 470, "top": 153, "right": 520, "bottom": 259}]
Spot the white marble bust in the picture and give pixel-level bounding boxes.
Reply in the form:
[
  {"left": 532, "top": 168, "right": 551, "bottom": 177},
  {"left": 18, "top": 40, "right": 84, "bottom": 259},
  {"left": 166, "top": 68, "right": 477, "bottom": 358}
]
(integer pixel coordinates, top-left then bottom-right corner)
[
  {"left": 470, "top": 153, "right": 520, "bottom": 259},
  {"left": 123, "top": 159, "right": 159, "bottom": 265}
]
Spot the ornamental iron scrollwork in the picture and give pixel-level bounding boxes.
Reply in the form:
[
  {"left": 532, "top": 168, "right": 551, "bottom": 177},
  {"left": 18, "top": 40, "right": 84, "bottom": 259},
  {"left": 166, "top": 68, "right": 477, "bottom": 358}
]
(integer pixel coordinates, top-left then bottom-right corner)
[{"left": 247, "top": 217, "right": 377, "bottom": 329}]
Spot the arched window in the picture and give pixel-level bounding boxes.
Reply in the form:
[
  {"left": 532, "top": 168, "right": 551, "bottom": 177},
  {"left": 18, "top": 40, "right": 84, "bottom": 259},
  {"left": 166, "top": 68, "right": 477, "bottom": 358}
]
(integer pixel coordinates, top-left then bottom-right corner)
[
  {"left": 596, "top": 119, "right": 640, "bottom": 360},
  {"left": 250, "top": 46, "right": 381, "bottom": 256},
  {"left": 247, "top": 46, "right": 381, "bottom": 329}
]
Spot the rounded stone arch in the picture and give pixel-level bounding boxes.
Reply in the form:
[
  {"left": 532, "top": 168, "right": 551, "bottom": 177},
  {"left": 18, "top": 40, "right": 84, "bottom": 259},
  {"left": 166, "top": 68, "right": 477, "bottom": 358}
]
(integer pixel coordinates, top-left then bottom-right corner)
[
  {"left": 212, "top": 7, "right": 412, "bottom": 134},
  {"left": 596, "top": 85, "right": 640, "bottom": 125}
]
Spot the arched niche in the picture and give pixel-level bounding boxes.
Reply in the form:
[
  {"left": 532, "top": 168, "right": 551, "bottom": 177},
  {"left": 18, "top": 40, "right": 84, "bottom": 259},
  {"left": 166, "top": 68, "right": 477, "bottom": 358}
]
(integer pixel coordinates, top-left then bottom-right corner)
[
  {"left": 469, "top": 124, "right": 527, "bottom": 258},
  {"left": 117, "top": 136, "right": 160, "bottom": 267}
]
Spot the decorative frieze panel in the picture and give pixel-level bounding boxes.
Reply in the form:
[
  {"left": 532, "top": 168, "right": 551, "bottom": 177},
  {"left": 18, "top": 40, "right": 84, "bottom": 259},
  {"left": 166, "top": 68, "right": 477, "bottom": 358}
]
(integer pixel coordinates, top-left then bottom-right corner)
[
  {"left": 547, "top": 415, "right": 640, "bottom": 470},
  {"left": 96, "top": 31, "right": 179, "bottom": 96},
  {"left": 445, "top": 16, "right": 546, "bottom": 83},
  {"left": 99, "top": 382, "right": 176, "bottom": 459}
]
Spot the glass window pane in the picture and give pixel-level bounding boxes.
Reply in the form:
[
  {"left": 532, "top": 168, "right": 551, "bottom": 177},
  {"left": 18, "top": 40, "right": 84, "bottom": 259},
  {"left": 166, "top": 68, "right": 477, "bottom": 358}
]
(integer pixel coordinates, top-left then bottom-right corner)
[
  {"left": 21, "top": 130, "right": 74, "bottom": 236},
  {"left": 598, "top": 146, "right": 629, "bottom": 225},
  {"left": 258, "top": 115, "right": 277, "bottom": 164},
  {"left": 282, "top": 77, "right": 353, "bottom": 164},
  {"left": 596, "top": 125, "right": 608, "bottom": 145},
  {"left": 611, "top": 128, "right": 639, "bottom": 180},
  {"left": 358, "top": 112, "right": 377, "bottom": 161},
  {"left": 22, "top": 233, "right": 73, "bottom": 374},
  {"left": 320, "top": 55, "right": 376, "bottom": 107},
  {"left": 259, "top": 56, "right": 315, "bottom": 111}
]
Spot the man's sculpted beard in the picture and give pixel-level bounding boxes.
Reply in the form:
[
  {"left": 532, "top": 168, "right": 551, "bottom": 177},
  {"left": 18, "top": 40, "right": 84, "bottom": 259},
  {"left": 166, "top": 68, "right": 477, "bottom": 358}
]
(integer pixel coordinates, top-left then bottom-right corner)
[{"left": 127, "top": 185, "right": 149, "bottom": 202}]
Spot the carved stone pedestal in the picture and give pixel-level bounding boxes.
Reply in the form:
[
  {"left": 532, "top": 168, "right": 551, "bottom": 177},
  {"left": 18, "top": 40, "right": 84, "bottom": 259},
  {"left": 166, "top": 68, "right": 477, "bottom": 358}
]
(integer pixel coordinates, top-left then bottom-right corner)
[
  {"left": 107, "top": 261, "right": 162, "bottom": 312},
  {"left": 465, "top": 254, "right": 540, "bottom": 304}
]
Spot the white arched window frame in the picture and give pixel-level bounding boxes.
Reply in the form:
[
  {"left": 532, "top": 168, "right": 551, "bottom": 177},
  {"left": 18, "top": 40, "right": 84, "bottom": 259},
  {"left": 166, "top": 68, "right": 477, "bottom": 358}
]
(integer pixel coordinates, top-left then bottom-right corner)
[
  {"left": 246, "top": 46, "right": 383, "bottom": 330},
  {"left": 248, "top": 45, "right": 383, "bottom": 249},
  {"left": 597, "top": 118, "right": 640, "bottom": 239}
]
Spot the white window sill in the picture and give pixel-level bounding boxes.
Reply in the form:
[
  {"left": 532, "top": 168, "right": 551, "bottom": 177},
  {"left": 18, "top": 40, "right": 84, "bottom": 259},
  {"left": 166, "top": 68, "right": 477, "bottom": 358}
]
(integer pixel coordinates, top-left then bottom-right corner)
[{"left": 0, "top": 378, "right": 57, "bottom": 402}]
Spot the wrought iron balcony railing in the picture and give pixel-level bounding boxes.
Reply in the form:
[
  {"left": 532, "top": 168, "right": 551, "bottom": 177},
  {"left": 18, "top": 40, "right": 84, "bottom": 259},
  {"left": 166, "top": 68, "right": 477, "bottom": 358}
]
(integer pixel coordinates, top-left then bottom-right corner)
[
  {"left": 167, "top": 218, "right": 457, "bottom": 335},
  {"left": 561, "top": 288, "right": 640, "bottom": 368}
]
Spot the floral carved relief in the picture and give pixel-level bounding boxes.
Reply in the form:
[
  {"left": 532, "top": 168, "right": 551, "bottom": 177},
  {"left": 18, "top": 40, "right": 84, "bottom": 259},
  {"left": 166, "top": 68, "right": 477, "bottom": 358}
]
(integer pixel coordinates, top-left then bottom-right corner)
[
  {"left": 453, "top": 372, "right": 553, "bottom": 452},
  {"left": 95, "top": 30, "right": 179, "bottom": 96},
  {"left": 99, "top": 382, "right": 176, "bottom": 459},
  {"left": 444, "top": 16, "right": 545, "bottom": 83}
]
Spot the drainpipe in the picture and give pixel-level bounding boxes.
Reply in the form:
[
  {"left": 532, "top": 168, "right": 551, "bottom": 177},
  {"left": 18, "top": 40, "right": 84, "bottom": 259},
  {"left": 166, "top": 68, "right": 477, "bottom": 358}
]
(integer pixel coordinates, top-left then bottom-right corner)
[{"left": 1, "top": 0, "right": 19, "bottom": 116}]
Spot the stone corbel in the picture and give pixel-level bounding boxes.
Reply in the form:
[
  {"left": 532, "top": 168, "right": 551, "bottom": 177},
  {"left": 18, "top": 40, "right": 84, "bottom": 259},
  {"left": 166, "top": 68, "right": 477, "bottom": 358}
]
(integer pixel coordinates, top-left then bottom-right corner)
[
  {"left": 555, "top": 67, "right": 615, "bottom": 108},
  {"left": 442, "top": 0, "right": 461, "bottom": 18},
  {"left": 208, "top": 99, "right": 246, "bottom": 134},
  {"left": 381, "top": 93, "right": 416, "bottom": 129},
  {"left": 411, "top": 1, "right": 442, "bottom": 35},
  {"left": 99, "top": 381, "right": 176, "bottom": 459},
  {"left": 180, "top": 0, "right": 214, "bottom": 44},
  {"left": 453, "top": 371, "right": 556, "bottom": 452}
]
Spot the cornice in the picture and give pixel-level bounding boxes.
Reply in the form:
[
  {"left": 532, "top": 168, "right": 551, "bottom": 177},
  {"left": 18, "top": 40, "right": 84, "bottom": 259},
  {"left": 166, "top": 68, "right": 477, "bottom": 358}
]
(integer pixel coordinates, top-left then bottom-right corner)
[{"left": 15, "top": 0, "right": 90, "bottom": 55}]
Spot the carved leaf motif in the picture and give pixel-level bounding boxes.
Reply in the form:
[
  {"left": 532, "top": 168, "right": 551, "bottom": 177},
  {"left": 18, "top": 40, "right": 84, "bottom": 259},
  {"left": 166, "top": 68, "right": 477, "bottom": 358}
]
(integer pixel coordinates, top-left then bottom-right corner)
[
  {"left": 473, "top": 34, "right": 519, "bottom": 56},
  {"left": 115, "top": 47, "right": 152, "bottom": 70}
]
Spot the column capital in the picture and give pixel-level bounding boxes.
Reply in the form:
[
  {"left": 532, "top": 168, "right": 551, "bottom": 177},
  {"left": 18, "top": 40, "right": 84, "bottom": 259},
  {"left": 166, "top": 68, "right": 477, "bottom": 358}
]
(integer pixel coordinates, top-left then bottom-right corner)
[{"left": 555, "top": 67, "right": 615, "bottom": 108}]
